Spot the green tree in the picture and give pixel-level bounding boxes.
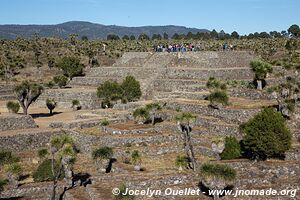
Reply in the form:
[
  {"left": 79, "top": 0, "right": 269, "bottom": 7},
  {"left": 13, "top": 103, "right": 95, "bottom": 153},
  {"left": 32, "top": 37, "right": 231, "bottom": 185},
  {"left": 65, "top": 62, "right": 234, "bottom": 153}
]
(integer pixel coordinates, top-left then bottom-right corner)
[
  {"left": 250, "top": 60, "right": 273, "bottom": 90},
  {"left": 138, "top": 33, "right": 150, "bottom": 40},
  {"left": 14, "top": 81, "right": 43, "bottom": 115},
  {"left": 97, "top": 80, "right": 123, "bottom": 106},
  {"left": 107, "top": 34, "right": 120, "bottom": 40},
  {"left": 129, "top": 35, "right": 136, "bottom": 40},
  {"left": 122, "top": 35, "right": 130, "bottom": 40},
  {"left": 240, "top": 108, "right": 292, "bottom": 160},
  {"left": 231, "top": 31, "right": 239, "bottom": 39},
  {"left": 57, "top": 57, "right": 84, "bottom": 80},
  {"left": 121, "top": 75, "right": 142, "bottom": 102},
  {"left": 288, "top": 24, "right": 300, "bottom": 37}
]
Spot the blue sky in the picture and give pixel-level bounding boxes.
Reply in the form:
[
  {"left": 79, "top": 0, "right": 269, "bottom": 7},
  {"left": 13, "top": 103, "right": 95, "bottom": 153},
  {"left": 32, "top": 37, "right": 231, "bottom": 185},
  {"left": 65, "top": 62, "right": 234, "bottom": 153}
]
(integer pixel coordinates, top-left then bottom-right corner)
[{"left": 0, "top": 0, "right": 299, "bottom": 34}]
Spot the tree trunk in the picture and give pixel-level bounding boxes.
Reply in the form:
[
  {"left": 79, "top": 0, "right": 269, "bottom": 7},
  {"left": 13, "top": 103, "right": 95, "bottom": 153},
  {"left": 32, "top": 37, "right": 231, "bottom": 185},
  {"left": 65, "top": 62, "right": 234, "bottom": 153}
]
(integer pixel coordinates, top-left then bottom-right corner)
[
  {"left": 256, "top": 80, "right": 262, "bottom": 90},
  {"left": 50, "top": 109, "right": 53, "bottom": 115},
  {"left": 213, "top": 193, "right": 220, "bottom": 200}
]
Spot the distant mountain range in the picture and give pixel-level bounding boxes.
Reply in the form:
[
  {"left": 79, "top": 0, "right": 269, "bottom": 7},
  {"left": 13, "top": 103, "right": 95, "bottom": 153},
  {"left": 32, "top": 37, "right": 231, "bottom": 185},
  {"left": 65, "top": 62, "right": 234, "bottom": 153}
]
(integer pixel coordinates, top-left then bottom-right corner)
[{"left": 0, "top": 21, "right": 210, "bottom": 40}]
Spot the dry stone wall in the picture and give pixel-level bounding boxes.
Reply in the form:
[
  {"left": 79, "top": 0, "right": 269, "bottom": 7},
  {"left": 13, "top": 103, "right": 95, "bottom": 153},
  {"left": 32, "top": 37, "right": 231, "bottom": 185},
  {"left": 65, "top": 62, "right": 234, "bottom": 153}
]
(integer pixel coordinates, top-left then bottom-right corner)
[{"left": 0, "top": 115, "right": 37, "bottom": 131}]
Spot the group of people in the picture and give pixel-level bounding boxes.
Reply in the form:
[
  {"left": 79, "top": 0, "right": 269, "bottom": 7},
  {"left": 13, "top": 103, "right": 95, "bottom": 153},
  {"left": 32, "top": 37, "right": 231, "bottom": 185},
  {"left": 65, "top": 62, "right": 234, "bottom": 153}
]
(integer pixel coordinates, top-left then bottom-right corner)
[
  {"left": 154, "top": 43, "right": 199, "bottom": 52},
  {"left": 222, "top": 42, "right": 234, "bottom": 50}
]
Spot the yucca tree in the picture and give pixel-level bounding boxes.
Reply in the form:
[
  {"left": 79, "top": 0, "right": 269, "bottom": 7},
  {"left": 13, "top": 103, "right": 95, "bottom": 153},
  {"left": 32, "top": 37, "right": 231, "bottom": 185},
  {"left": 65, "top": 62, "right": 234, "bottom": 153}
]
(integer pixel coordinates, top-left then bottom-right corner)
[
  {"left": 14, "top": 81, "right": 43, "bottom": 115},
  {"left": 250, "top": 60, "right": 273, "bottom": 90},
  {"left": 211, "top": 138, "right": 225, "bottom": 161},
  {"left": 145, "top": 103, "right": 162, "bottom": 125},
  {"left": 176, "top": 112, "right": 197, "bottom": 171},
  {"left": 200, "top": 163, "right": 236, "bottom": 200},
  {"left": 46, "top": 98, "right": 57, "bottom": 115},
  {"left": 92, "top": 147, "right": 113, "bottom": 173},
  {"left": 49, "top": 135, "right": 77, "bottom": 200}
]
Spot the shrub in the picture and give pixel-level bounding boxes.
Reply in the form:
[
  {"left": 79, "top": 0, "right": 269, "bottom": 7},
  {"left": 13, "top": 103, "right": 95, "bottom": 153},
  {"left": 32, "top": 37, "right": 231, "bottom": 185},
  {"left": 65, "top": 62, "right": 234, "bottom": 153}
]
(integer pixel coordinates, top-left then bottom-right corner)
[
  {"left": 100, "top": 118, "right": 109, "bottom": 126},
  {"left": 175, "top": 155, "right": 189, "bottom": 169},
  {"left": 4, "top": 162, "right": 22, "bottom": 176},
  {"left": 6, "top": 101, "right": 20, "bottom": 113},
  {"left": 206, "top": 77, "right": 227, "bottom": 90},
  {"left": 208, "top": 90, "right": 229, "bottom": 107},
  {"left": 33, "top": 159, "right": 64, "bottom": 182},
  {"left": 115, "top": 183, "right": 134, "bottom": 200},
  {"left": 133, "top": 107, "right": 150, "bottom": 123},
  {"left": 0, "top": 179, "right": 8, "bottom": 193},
  {"left": 240, "top": 108, "right": 292, "bottom": 160},
  {"left": 45, "top": 81, "right": 55, "bottom": 89},
  {"left": 0, "top": 150, "right": 20, "bottom": 165},
  {"left": 121, "top": 75, "right": 142, "bottom": 102},
  {"left": 200, "top": 163, "right": 236, "bottom": 182},
  {"left": 92, "top": 147, "right": 113, "bottom": 160},
  {"left": 37, "top": 149, "right": 48, "bottom": 160},
  {"left": 220, "top": 136, "right": 241, "bottom": 160},
  {"left": 72, "top": 99, "right": 80, "bottom": 106},
  {"left": 131, "top": 150, "right": 141, "bottom": 165},
  {"left": 53, "top": 75, "right": 68, "bottom": 88}
]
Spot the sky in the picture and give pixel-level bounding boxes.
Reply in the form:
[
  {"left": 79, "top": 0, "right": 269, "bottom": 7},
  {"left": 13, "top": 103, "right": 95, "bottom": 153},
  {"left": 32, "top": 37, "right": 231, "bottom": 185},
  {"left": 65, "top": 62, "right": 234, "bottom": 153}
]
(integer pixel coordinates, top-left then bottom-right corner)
[{"left": 0, "top": 0, "right": 299, "bottom": 35}]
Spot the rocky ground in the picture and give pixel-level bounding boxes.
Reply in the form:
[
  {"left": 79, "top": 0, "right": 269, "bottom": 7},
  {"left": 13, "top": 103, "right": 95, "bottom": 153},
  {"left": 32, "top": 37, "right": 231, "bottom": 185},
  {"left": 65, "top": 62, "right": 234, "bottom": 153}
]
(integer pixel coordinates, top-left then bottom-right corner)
[{"left": 0, "top": 51, "right": 299, "bottom": 200}]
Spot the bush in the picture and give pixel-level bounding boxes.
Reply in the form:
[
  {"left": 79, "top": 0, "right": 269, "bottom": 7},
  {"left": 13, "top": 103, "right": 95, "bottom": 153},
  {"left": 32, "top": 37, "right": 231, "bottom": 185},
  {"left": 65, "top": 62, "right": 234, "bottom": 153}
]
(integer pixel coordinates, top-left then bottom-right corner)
[
  {"left": 6, "top": 101, "right": 20, "bottom": 114},
  {"left": 115, "top": 183, "right": 134, "bottom": 200},
  {"left": 37, "top": 149, "right": 48, "bottom": 160},
  {"left": 133, "top": 107, "right": 150, "bottom": 123},
  {"left": 206, "top": 77, "right": 227, "bottom": 90},
  {"left": 121, "top": 75, "right": 142, "bottom": 102},
  {"left": 200, "top": 163, "right": 236, "bottom": 182},
  {"left": 100, "top": 118, "right": 109, "bottom": 126},
  {"left": 72, "top": 99, "right": 80, "bottom": 106},
  {"left": 131, "top": 150, "right": 141, "bottom": 165},
  {"left": 175, "top": 155, "right": 189, "bottom": 169},
  {"left": 0, "top": 179, "right": 8, "bottom": 193},
  {"left": 0, "top": 150, "right": 20, "bottom": 165},
  {"left": 208, "top": 90, "right": 229, "bottom": 107},
  {"left": 240, "top": 108, "right": 292, "bottom": 160},
  {"left": 220, "top": 136, "right": 241, "bottom": 160},
  {"left": 33, "top": 159, "right": 64, "bottom": 182},
  {"left": 45, "top": 81, "right": 55, "bottom": 89},
  {"left": 53, "top": 75, "right": 68, "bottom": 88}
]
